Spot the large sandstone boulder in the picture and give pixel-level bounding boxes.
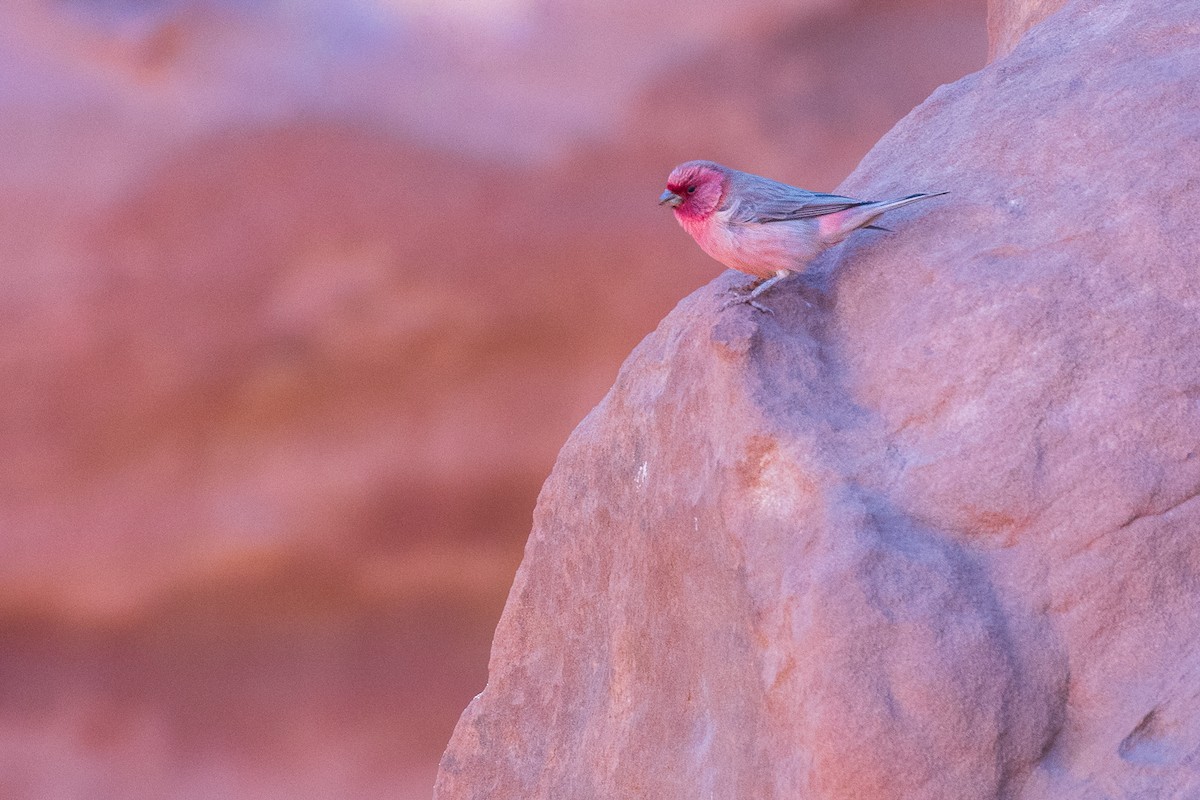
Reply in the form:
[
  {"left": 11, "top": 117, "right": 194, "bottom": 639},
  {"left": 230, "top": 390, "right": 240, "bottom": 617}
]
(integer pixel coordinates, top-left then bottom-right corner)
[{"left": 436, "top": 0, "right": 1200, "bottom": 797}]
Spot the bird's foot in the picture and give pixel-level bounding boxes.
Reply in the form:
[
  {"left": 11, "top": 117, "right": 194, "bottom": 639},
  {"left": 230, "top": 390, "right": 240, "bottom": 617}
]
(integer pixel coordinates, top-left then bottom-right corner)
[
  {"left": 720, "top": 292, "right": 773, "bottom": 314},
  {"left": 724, "top": 279, "right": 765, "bottom": 295}
]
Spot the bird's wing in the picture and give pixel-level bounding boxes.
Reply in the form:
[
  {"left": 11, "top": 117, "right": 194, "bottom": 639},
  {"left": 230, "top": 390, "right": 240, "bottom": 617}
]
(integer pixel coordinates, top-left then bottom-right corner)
[{"left": 728, "top": 178, "right": 873, "bottom": 224}]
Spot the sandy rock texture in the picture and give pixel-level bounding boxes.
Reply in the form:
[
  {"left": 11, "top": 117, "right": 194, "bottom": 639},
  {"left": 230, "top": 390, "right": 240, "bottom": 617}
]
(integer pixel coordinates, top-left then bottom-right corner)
[
  {"left": 436, "top": 0, "right": 1200, "bottom": 797},
  {"left": 986, "top": 0, "right": 1069, "bottom": 59},
  {"left": 0, "top": 1, "right": 984, "bottom": 798}
]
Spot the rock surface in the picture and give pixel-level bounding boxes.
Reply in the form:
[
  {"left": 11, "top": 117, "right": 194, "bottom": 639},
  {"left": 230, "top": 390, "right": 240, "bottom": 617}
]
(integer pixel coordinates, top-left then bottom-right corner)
[
  {"left": 986, "top": 0, "right": 1068, "bottom": 60},
  {"left": 436, "top": 1, "right": 1200, "bottom": 797}
]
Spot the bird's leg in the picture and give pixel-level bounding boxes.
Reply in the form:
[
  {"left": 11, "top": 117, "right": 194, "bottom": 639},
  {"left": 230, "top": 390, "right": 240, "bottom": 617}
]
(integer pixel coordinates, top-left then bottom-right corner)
[{"left": 721, "top": 270, "right": 791, "bottom": 313}]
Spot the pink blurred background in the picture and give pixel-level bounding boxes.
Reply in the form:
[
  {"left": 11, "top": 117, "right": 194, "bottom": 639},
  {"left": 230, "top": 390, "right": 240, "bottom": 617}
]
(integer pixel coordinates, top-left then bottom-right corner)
[{"left": 0, "top": 1, "right": 985, "bottom": 797}]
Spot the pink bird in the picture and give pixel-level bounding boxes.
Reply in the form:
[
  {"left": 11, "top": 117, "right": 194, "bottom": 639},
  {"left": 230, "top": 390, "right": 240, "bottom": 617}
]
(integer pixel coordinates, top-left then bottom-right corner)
[{"left": 659, "top": 160, "right": 947, "bottom": 312}]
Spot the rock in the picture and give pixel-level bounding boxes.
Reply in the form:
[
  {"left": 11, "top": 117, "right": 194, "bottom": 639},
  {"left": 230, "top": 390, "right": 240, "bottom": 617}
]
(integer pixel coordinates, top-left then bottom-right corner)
[
  {"left": 986, "top": 0, "right": 1068, "bottom": 60},
  {"left": 435, "top": 1, "right": 1200, "bottom": 797}
]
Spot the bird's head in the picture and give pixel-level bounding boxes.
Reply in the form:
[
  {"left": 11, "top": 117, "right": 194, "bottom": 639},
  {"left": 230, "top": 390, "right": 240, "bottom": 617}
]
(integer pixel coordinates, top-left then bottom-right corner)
[{"left": 659, "top": 161, "right": 728, "bottom": 222}]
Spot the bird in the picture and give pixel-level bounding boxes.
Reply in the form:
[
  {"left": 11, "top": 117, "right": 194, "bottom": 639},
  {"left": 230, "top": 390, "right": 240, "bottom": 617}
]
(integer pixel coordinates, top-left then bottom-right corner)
[{"left": 659, "top": 160, "right": 947, "bottom": 312}]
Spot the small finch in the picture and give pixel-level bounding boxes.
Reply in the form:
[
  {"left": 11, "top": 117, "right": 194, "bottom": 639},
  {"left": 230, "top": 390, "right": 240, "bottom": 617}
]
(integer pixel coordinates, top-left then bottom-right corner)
[{"left": 659, "top": 160, "right": 947, "bottom": 312}]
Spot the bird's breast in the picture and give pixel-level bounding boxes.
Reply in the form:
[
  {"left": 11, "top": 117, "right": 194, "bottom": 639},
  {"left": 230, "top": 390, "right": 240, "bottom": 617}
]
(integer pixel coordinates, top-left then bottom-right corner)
[{"left": 683, "top": 213, "right": 822, "bottom": 279}]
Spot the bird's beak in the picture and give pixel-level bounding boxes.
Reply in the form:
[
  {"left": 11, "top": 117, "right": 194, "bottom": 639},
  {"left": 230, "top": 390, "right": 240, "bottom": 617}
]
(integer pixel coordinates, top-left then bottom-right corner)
[{"left": 658, "top": 189, "right": 683, "bottom": 208}]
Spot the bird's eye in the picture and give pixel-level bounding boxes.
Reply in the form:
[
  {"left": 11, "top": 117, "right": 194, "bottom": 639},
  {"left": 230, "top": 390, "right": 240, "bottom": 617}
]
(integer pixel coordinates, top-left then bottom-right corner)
[{"left": 687, "top": 185, "right": 696, "bottom": 194}]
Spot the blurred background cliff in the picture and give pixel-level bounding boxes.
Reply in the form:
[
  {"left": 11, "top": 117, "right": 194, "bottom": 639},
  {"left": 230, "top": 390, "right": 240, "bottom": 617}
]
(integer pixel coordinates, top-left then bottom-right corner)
[{"left": 0, "top": 0, "right": 984, "bottom": 797}]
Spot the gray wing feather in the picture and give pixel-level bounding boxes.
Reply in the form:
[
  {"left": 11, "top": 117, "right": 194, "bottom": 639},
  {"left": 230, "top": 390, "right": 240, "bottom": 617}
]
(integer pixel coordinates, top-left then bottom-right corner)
[{"left": 725, "top": 172, "right": 872, "bottom": 224}]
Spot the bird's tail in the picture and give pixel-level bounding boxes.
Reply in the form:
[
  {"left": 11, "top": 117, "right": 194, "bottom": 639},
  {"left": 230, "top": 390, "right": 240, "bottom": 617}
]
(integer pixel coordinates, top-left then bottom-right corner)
[
  {"left": 820, "top": 191, "right": 948, "bottom": 243},
  {"left": 869, "top": 191, "right": 950, "bottom": 218}
]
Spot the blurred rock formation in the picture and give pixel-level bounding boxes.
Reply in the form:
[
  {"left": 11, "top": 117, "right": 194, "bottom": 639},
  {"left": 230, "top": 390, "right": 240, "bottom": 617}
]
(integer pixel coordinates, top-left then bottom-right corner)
[{"left": 0, "top": 0, "right": 983, "bottom": 797}]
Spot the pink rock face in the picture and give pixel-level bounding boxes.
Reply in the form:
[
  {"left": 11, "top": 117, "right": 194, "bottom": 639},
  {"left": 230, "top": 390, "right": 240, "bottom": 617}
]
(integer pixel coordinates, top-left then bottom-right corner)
[
  {"left": 986, "top": 0, "right": 1068, "bottom": 60},
  {"left": 436, "top": 1, "right": 1200, "bottom": 797}
]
